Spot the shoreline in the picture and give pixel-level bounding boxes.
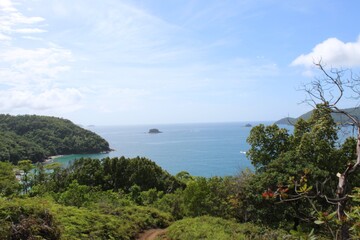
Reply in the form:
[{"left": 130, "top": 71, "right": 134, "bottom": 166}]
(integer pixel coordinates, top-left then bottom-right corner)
[
  {"left": 44, "top": 151, "right": 111, "bottom": 164},
  {"left": 44, "top": 155, "right": 64, "bottom": 163}
]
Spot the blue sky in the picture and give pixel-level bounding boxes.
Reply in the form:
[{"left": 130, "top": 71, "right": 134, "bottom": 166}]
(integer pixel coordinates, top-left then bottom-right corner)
[{"left": 1, "top": 0, "right": 360, "bottom": 125}]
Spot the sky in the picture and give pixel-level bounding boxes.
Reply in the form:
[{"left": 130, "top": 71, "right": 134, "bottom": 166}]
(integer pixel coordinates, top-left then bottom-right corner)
[{"left": 1, "top": 0, "right": 360, "bottom": 125}]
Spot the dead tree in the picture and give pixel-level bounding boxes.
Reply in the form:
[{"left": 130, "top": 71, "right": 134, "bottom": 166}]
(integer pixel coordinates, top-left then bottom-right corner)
[{"left": 302, "top": 61, "right": 360, "bottom": 239}]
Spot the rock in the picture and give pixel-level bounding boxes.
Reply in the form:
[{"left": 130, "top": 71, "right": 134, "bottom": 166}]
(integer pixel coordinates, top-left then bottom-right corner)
[{"left": 148, "top": 128, "right": 162, "bottom": 134}]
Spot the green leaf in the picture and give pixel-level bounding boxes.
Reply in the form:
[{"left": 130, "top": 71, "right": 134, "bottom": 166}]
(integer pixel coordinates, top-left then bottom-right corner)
[
  {"left": 314, "top": 220, "right": 324, "bottom": 225},
  {"left": 327, "top": 211, "right": 337, "bottom": 219}
]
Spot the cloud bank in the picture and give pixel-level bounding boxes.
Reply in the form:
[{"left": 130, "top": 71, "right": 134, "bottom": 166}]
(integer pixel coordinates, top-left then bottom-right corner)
[
  {"left": 292, "top": 36, "right": 360, "bottom": 68},
  {"left": 0, "top": 0, "right": 45, "bottom": 41},
  {"left": 0, "top": 0, "right": 82, "bottom": 112},
  {"left": 0, "top": 88, "right": 82, "bottom": 111}
]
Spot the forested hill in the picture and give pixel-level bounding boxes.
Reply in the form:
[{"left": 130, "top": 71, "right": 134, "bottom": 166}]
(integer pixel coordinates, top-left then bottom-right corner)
[
  {"left": 0, "top": 114, "right": 110, "bottom": 163},
  {"left": 275, "top": 107, "right": 360, "bottom": 125}
]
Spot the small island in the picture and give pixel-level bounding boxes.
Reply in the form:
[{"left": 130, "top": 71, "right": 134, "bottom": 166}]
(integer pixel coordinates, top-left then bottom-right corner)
[
  {"left": 245, "top": 123, "right": 252, "bottom": 127},
  {"left": 148, "top": 128, "right": 162, "bottom": 134}
]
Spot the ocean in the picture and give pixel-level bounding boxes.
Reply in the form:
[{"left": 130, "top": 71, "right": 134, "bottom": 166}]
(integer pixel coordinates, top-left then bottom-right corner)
[{"left": 54, "top": 122, "right": 273, "bottom": 177}]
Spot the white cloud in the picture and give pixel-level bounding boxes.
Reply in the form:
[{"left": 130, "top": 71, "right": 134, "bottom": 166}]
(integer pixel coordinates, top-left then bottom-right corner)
[
  {"left": 0, "top": 0, "right": 15, "bottom": 9},
  {"left": 0, "top": 45, "right": 78, "bottom": 111},
  {"left": 0, "top": 32, "right": 11, "bottom": 41},
  {"left": 15, "top": 28, "right": 46, "bottom": 33},
  {"left": 0, "top": 88, "right": 83, "bottom": 111},
  {"left": 0, "top": 1, "right": 71, "bottom": 90},
  {"left": 0, "top": 46, "right": 73, "bottom": 89},
  {"left": 0, "top": 1, "right": 82, "bottom": 113},
  {"left": 0, "top": 0, "right": 45, "bottom": 38},
  {"left": 21, "top": 35, "right": 42, "bottom": 40},
  {"left": 292, "top": 36, "right": 360, "bottom": 68}
]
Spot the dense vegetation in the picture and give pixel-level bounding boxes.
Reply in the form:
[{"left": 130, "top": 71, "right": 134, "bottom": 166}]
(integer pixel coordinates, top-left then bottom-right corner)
[
  {"left": 0, "top": 114, "right": 110, "bottom": 163},
  {"left": 0, "top": 158, "right": 176, "bottom": 239},
  {"left": 165, "top": 216, "right": 290, "bottom": 240},
  {"left": 244, "top": 105, "right": 360, "bottom": 237},
  {"left": 36, "top": 156, "right": 185, "bottom": 194},
  {"left": 1, "top": 104, "right": 360, "bottom": 239},
  {"left": 0, "top": 196, "right": 172, "bottom": 239}
]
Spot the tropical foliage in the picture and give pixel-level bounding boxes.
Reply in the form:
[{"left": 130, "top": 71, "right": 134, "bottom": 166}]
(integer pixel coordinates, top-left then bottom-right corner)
[
  {"left": 0, "top": 197, "right": 172, "bottom": 240},
  {"left": 164, "top": 216, "right": 291, "bottom": 240},
  {"left": 1, "top": 104, "right": 360, "bottom": 239},
  {"left": 245, "top": 104, "right": 360, "bottom": 237},
  {"left": 0, "top": 114, "right": 110, "bottom": 163}
]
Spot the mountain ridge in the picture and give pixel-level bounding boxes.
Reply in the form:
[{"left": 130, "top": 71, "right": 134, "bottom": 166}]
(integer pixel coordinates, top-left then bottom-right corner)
[{"left": 275, "top": 107, "right": 360, "bottom": 125}]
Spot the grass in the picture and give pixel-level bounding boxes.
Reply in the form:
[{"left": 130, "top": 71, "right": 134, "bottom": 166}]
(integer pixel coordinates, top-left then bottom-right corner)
[
  {"left": 164, "top": 216, "right": 291, "bottom": 240},
  {"left": 0, "top": 196, "right": 173, "bottom": 240}
]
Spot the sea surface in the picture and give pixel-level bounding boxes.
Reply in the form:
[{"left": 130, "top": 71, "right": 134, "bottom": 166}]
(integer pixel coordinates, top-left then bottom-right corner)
[{"left": 55, "top": 122, "right": 274, "bottom": 177}]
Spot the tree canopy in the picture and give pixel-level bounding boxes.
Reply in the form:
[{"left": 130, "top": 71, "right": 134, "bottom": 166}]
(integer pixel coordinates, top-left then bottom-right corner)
[
  {"left": 0, "top": 114, "right": 110, "bottom": 164},
  {"left": 245, "top": 103, "right": 359, "bottom": 235}
]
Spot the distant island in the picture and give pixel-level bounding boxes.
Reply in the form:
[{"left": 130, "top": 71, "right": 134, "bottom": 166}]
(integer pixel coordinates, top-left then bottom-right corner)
[
  {"left": 275, "top": 107, "right": 360, "bottom": 125},
  {"left": 245, "top": 123, "right": 252, "bottom": 127},
  {"left": 148, "top": 128, "right": 162, "bottom": 134}
]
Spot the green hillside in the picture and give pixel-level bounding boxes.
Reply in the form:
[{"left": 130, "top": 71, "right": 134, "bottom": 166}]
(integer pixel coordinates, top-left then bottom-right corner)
[
  {"left": 0, "top": 196, "right": 173, "bottom": 240},
  {"left": 1, "top": 107, "right": 360, "bottom": 239},
  {"left": 0, "top": 114, "right": 110, "bottom": 163},
  {"left": 275, "top": 107, "right": 360, "bottom": 125},
  {"left": 165, "top": 216, "right": 290, "bottom": 239}
]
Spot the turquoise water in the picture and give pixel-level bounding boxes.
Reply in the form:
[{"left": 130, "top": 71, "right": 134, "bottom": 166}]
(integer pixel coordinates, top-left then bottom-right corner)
[
  {"left": 55, "top": 122, "right": 270, "bottom": 177},
  {"left": 54, "top": 122, "right": 357, "bottom": 177}
]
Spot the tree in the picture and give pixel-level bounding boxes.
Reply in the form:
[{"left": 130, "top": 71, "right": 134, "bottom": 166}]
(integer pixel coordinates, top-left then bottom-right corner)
[
  {"left": 58, "top": 180, "right": 92, "bottom": 207},
  {"left": 67, "top": 158, "right": 104, "bottom": 187},
  {"left": 301, "top": 62, "right": 360, "bottom": 239},
  {"left": 44, "top": 162, "right": 66, "bottom": 193},
  {"left": 247, "top": 124, "right": 291, "bottom": 172},
  {"left": 175, "top": 171, "right": 194, "bottom": 183},
  {"left": 246, "top": 101, "right": 357, "bottom": 235},
  {"left": 46, "top": 157, "right": 185, "bottom": 194},
  {"left": 17, "top": 160, "right": 34, "bottom": 194},
  {"left": 32, "top": 162, "right": 46, "bottom": 186},
  {"left": 182, "top": 177, "right": 235, "bottom": 218},
  {"left": 0, "top": 161, "right": 20, "bottom": 196}
]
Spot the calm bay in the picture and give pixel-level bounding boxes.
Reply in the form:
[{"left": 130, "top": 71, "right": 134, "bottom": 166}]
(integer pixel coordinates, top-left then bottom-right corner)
[{"left": 55, "top": 122, "right": 273, "bottom": 177}]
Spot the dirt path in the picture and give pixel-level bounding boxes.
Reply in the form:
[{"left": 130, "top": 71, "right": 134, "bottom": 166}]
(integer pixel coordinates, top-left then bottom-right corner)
[{"left": 137, "top": 229, "right": 167, "bottom": 240}]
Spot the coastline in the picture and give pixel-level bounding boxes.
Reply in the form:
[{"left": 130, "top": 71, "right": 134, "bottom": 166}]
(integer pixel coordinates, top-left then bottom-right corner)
[
  {"left": 44, "top": 155, "right": 64, "bottom": 163},
  {"left": 47, "top": 152, "right": 111, "bottom": 166},
  {"left": 45, "top": 149, "right": 113, "bottom": 163}
]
